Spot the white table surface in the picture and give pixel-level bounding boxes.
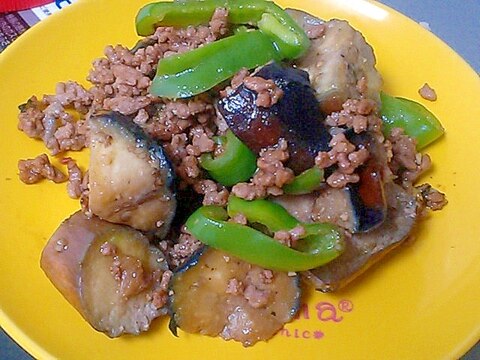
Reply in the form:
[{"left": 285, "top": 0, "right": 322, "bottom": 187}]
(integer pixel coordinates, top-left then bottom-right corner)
[{"left": 1, "top": 0, "right": 479, "bottom": 359}]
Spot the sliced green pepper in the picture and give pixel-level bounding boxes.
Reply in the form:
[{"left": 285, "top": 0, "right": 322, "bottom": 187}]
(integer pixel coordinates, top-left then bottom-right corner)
[
  {"left": 185, "top": 197, "right": 344, "bottom": 271},
  {"left": 136, "top": 0, "right": 310, "bottom": 98},
  {"left": 151, "top": 30, "right": 280, "bottom": 98},
  {"left": 283, "top": 167, "right": 324, "bottom": 195},
  {"left": 200, "top": 130, "right": 257, "bottom": 186},
  {"left": 380, "top": 92, "right": 445, "bottom": 150},
  {"left": 136, "top": 0, "right": 309, "bottom": 59}
]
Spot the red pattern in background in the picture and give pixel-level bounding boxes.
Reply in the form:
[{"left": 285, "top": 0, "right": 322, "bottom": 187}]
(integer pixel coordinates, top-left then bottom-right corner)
[{"left": 0, "top": 0, "right": 51, "bottom": 13}]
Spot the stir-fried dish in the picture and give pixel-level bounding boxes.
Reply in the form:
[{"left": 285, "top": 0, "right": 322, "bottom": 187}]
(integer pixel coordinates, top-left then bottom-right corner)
[{"left": 16, "top": 0, "right": 447, "bottom": 347}]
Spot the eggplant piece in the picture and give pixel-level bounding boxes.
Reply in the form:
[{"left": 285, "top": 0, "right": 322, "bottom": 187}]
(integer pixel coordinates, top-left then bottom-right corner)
[
  {"left": 304, "top": 183, "right": 418, "bottom": 292},
  {"left": 40, "top": 211, "right": 169, "bottom": 337},
  {"left": 170, "top": 247, "right": 301, "bottom": 346},
  {"left": 345, "top": 129, "right": 388, "bottom": 232},
  {"left": 218, "top": 62, "right": 331, "bottom": 174},
  {"left": 286, "top": 9, "right": 383, "bottom": 114},
  {"left": 88, "top": 111, "right": 176, "bottom": 237},
  {"left": 274, "top": 130, "right": 387, "bottom": 233}
]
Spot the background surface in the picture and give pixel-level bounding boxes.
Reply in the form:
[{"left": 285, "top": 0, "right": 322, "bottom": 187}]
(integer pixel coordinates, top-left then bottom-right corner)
[{"left": 1, "top": 0, "right": 479, "bottom": 358}]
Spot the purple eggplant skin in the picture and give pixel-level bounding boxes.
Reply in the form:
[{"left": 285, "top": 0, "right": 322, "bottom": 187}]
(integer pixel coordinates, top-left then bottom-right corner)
[
  {"left": 344, "top": 130, "right": 387, "bottom": 233},
  {"left": 88, "top": 111, "right": 176, "bottom": 237},
  {"left": 218, "top": 62, "right": 331, "bottom": 174},
  {"left": 346, "top": 160, "right": 387, "bottom": 232}
]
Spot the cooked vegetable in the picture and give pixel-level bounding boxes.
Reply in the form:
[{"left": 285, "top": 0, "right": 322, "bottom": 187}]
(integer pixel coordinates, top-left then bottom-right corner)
[
  {"left": 218, "top": 62, "right": 331, "bottom": 174},
  {"left": 88, "top": 111, "right": 176, "bottom": 237},
  {"left": 304, "top": 182, "right": 418, "bottom": 292},
  {"left": 136, "top": 0, "right": 310, "bottom": 59},
  {"left": 151, "top": 30, "right": 281, "bottom": 98},
  {"left": 169, "top": 247, "right": 301, "bottom": 346},
  {"left": 287, "top": 9, "right": 383, "bottom": 114},
  {"left": 346, "top": 160, "right": 387, "bottom": 232},
  {"left": 137, "top": 0, "right": 310, "bottom": 98},
  {"left": 380, "top": 92, "right": 445, "bottom": 149},
  {"left": 283, "top": 167, "right": 324, "bottom": 195},
  {"left": 343, "top": 130, "right": 388, "bottom": 232},
  {"left": 200, "top": 130, "right": 257, "bottom": 186},
  {"left": 40, "top": 211, "right": 169, "bottom": 337},
  {"left": 275, "top": 166, "right": 387, "bottom": 234},
  {"left": 185, "top": 197, "right": 344, "bottom": 271}
]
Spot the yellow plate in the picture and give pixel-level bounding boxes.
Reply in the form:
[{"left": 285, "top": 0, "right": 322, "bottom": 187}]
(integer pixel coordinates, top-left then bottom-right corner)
[{"left": 0, "top": 0, "right": 479, "bottom": 359}]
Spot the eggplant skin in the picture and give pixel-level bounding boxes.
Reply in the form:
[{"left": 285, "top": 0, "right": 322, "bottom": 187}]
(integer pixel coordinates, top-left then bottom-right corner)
[
  {"left": 88, "top": 111, "right": 176, "bottom": 237},
  {"left": 304, "top": 183, "right": 418, "bottom": 292},
  {"left": 218, "top": 62, "right": 331, "bottom": 174},
  {"left": 169, "top": 247, "right": 301, "bottom": 346},
  {"left": 41, "top": 211, "right": 169, "bottom": 337}
]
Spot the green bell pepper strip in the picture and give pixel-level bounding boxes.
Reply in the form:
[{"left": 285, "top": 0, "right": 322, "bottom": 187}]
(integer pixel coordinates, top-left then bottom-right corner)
[
  {"left": 136, "top": 0, "right": 310, "bottom": 59},
  {"left": 380, "top": 92, "right": 445, "bottom": 150},
  {"left": 151, "top": 30, "right": 281, "bottom": 98},
  {"left": 200, "top": 130, "right": 257, "bottom": 186},
  {"left": 283, "top": 167, "right": 324, "bottom": 195},
  {"left": 185, "top": 198, "right": 344, "bottom": 271}
]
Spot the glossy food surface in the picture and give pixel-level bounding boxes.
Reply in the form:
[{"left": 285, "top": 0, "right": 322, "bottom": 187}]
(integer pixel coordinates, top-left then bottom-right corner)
[{"left": 0, "top": 0, "right": 479, "bottom": 359}]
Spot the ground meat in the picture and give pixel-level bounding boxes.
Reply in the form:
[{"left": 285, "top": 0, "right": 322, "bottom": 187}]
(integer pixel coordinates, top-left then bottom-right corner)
[
  {"left": 220, "top": 68, "right": 251, "bottom": 97},
  {"left": 243, "top": 76, "right": 284, "bottom": 108},
  {"left": 61, "top": 157, "right": 83, "bottom": 199},
  {"left": 111, "top": 254, "right": 150, "bottom": 299},
  {"left": 325, "top": 172, "right": 360, "bottom": 188},
  {"left": 315, "top": 132, "right": 369, "bottom": 188},
  {"left": 177, "top": 155, "right": 201, "bottom": 183},
  {"left": 193, "top": 179, "right": 229, "bottom": 206},
  {"left": 209, "top": 8, "right": 229, "bottom": 37},
  {"left": 388, "top": 127, "right": 431, "bottom": 185},
  {"left": 152, "top": 270, "right": 172, "bottom": 309},
  {"left": 186, "top": 126, "right": 215, "bottom": 156},
  {"left": 324, "top": 98, "right": 381, "bottom": 134},
  {"left": 168, "top": 226, "right": 202, "bottom": 268},
  {"left": 273, "top": 225, "right": 305, "bottom": 247},
  {"left": 18, "top": 86, "right": 89, "bottom": 155},
  {"left": 18, "top": 154, "right": 67, "bottom": 184},
  {"left": 418, "top": 83, "right": 437, "bottom": 101},
  {"left": 243, "top": 268, "right": 274, "bottom": 308},
  {"left": 142, "top": 97, "right": 215, "bottom": 145},
  {"left": 79, "top": 171, "right": 91, "bottom": 216},
  {"left": 100, "top": 241, "right": 117, "bottom": 256},
  {"left": 229, "top": 212, "right": 247, "bottom": 225},
  {"left": 103, "top": 95, "right": 152, "bottom": 115},
  {"left": 226, "top": 278, "right": 244, "bottom": 295},
  {"left": 232, "top": 139, "right": 295, "bottom": 200},
  {"left": 87, "top": 9, "right": 228, "bottom": 119},
  {"left": 417, "top": 184, "right": 448, "bottom": 210}
]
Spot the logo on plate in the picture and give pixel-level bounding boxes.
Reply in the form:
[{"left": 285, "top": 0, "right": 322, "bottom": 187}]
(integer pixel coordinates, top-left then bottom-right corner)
[{"left": 279, "top": 299, "right": 354, "bottom": 340}]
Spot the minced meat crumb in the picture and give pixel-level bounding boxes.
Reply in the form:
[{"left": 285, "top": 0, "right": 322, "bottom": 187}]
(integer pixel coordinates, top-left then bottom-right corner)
[
  {"left": 315, "top": 132, "right": 369, "bottom": 188},
  {"left": 388, "top": 127, "right": 431, "bottom": 185},
  {"left": 243, "top": 268, "right": 274, "bottom": 308},
  {"left": 232, "top": 139, "right": 294, "bottom": 200},
  {"left": 18, "top": 154, "right": 67, "bottom": 184},
  {"left": 193, "top": 179, "right": 229, "bottom": 206},
  {"left": 418, "top": 83, "right": 437, "bottom": 101},
  {"left": 229, "top": 213, "right": 248, "bottom": 225},
  {"left": 417, "top": 184, "right": 448, "bottom": 210},
  {"left": 61, "top": 157, "right": 83, "bottom": 199},
  {"left": 18, "top": 86, "right": 89, "bottom": 156},
  {"left": 273, "top": 225, "right": 306, "bottom": 247},
  {"left": 243, "top": 75, "right": 284, "bottom": 108},
  {"left": 324, "top": 98, "right": 381, "bottom": 134},
  {"left": 168, "top": 226, "right": 202, "bottom": 268}
]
